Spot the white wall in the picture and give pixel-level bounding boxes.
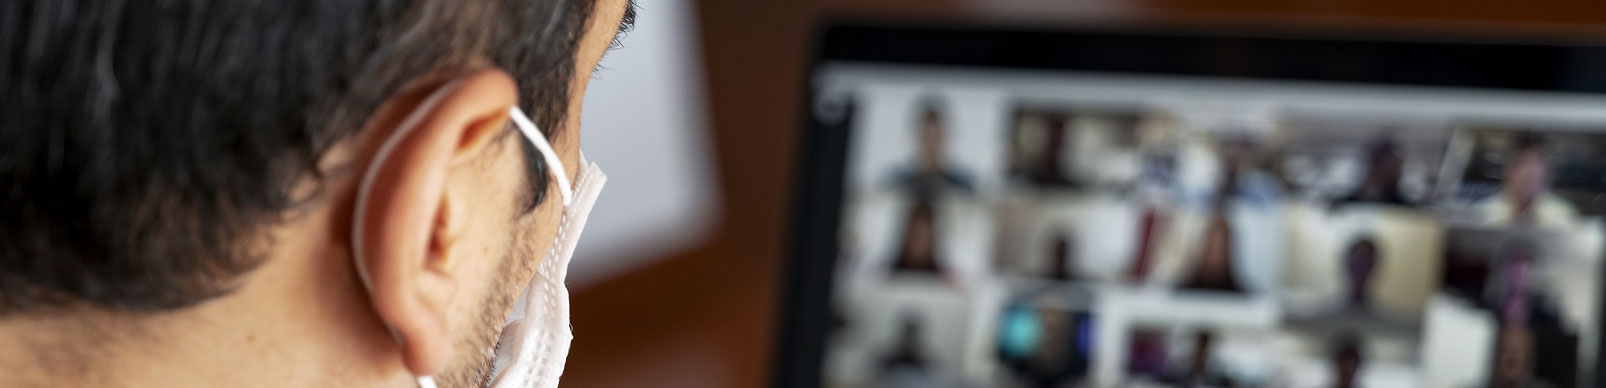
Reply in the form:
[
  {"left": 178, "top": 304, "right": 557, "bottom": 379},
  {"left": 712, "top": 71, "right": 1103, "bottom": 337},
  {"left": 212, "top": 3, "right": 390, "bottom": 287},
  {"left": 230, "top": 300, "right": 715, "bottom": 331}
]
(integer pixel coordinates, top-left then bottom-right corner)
[{"left": 571, "top": 0, "right": 719, "bottom": 286}]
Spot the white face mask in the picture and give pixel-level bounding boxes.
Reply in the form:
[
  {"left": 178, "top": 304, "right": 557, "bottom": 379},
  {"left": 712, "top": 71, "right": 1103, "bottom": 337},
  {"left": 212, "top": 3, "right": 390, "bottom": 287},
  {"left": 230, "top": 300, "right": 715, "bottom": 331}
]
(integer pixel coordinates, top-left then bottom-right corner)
[{"left": 351, "top": 101, "right": 603, "bottom": 388}]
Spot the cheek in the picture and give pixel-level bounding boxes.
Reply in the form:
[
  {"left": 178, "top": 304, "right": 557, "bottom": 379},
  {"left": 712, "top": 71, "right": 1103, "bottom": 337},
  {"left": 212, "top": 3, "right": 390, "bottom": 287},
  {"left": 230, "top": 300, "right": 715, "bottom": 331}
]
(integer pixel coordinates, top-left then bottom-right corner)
[
  {"left": 526, "top": 201, "right": 564, "bottom": 256},
  {"left": 449, "top": 161, "right": 525, "bottom": 311},
  {"left": 514, "top": 172, "right": 569, "bottom": 274},
  {"left": 461, "top": 141, "right": 551, "bottom": 299}
]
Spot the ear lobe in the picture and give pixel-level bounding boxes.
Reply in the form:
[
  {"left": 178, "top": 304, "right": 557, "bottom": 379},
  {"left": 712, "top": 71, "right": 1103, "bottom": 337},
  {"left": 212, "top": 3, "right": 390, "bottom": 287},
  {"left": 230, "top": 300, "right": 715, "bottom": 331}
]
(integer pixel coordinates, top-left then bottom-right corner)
[{"left": 350, "top": 69, "right": 519, "bottom": 377}]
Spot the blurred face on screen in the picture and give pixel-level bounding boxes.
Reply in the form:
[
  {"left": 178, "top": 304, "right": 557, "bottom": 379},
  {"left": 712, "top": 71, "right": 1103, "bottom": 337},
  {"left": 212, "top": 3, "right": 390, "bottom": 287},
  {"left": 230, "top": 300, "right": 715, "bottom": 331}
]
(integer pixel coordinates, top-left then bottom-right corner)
[
  {"left": 1367, "top": 143, "right": 1403, "bottom": 192},
  {"left": 1505, "top": 149, "right": 1548, "bottom": 207}
]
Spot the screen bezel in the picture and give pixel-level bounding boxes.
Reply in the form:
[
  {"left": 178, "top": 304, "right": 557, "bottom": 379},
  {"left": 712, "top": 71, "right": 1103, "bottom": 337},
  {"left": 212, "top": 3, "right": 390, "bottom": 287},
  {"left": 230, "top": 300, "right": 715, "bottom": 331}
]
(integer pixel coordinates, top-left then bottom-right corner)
[{"left": 775, "top": 21, "right": 1606, "bottom": 388}]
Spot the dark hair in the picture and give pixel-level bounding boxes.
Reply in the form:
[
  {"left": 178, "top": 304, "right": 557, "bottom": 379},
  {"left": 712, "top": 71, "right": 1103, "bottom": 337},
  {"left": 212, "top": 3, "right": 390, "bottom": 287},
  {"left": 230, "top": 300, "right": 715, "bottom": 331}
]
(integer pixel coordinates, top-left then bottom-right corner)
[
  {"left": 0, "top": 1, "right": 614, "bottom": 314},
  {"left": 1514, "top": 132, "right": 1547, "bottom": 153}
]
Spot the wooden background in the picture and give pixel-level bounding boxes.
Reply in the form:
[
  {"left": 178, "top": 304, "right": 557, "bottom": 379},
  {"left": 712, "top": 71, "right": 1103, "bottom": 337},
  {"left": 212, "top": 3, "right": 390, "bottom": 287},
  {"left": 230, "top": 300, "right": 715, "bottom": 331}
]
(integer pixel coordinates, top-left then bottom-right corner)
[{"left": 562, "top": 1, "right": 1606, "bottom": 387}]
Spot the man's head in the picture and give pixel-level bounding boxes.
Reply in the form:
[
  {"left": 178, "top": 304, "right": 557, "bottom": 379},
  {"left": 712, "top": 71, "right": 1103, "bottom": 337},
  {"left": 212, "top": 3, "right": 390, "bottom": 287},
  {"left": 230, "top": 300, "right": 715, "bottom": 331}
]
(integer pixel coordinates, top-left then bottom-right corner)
[{"left": 0, "top": 1, "right": 635, "bottom": 387}]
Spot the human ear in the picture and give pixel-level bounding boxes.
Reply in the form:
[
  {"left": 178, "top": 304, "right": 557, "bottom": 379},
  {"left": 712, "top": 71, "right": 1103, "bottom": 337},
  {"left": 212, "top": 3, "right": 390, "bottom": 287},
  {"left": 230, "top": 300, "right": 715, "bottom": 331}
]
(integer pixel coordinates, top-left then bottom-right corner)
[{"left": 350, "top": 69, "right": 519, "bottom": 376}]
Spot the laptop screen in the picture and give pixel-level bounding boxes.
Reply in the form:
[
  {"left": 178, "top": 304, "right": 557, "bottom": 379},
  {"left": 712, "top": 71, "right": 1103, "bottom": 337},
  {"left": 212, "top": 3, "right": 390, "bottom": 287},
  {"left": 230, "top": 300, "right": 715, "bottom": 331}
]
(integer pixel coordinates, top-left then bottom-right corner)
[{"left": 782, "top": 24, "right": 1606, "bottom": 388}]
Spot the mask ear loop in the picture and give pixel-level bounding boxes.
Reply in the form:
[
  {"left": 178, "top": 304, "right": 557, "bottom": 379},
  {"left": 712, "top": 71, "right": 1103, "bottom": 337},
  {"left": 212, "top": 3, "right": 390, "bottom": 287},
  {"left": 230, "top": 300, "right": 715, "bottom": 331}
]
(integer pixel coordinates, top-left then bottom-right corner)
[
  {"left": 508, "top": 107, "right": 573, "bottom": 206},
  {"left": 416, "top": 376, "right": 439, "bottom": 388}
]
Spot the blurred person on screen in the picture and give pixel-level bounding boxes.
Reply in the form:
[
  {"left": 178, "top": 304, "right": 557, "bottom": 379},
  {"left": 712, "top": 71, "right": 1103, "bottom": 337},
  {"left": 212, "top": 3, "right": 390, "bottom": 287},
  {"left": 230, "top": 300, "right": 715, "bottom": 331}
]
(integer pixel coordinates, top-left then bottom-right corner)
[
  {"left": 1183, "top": 331, "right": 1216, "bottom": 387},
  {"left": 1336, "top": 137, "right": 1414, "bottom": 208},
  {"left": 1183, "top": 212, "right": 1244, "bottom": 293},
  {"left": 889, "top": 101, "right": 975, "bottom": 200},
  {"left": 1047, "top": 227, "right": 1080, "bottom": 281},
  {"left": 1491, "top": 324, "right": 1559, "bottom": 388},
  {"left": 1129, "top": 152, "right": 1178, "bottom": 283},
  {"left": 1025, "top": 308, "right": 1085, "bottom": 388},
  {"left": 0, "top": 1, "right": 638, "bottom": 387},
  {"left": 1217, "top": 135, "right": 1284, "bottom": 207},
  {"left": 1128, "top": 197, "right": 1169, "bottom": 283},
  {"left": 1163, "top": 331, "right": 1238, "bottom": 388},
  {"left": 997, "top": 294, "right": 1089, "bottom": 388},
  {"left": 1027, "top": 114, "right": 1080, "bottom": 187},
  {"left": 1484, "top": 238, "right": 1565, "bottom": 329},
  {"left": 1126, "top": 330, "right": 1170, "bottom": 379},
  {"left": 891, "top": 202, "right": 954, "bottom": 280},
  {"left": 1479, "top": 135, "right": 1576, "bottom": 228}
]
